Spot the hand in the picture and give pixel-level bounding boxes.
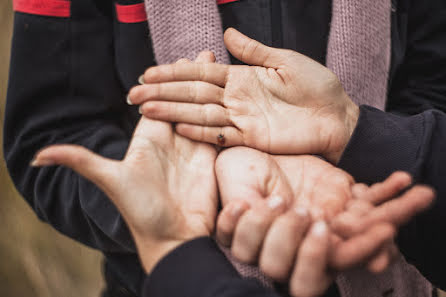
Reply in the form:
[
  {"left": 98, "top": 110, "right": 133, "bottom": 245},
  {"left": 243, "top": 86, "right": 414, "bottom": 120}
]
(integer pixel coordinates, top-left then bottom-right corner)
[
  {"left": 330, "top": 172, "right": 435, "bottom": 272},
  {"left": 32, "top": 52, "right": 219, "bottom": 273},
  {"left": 215, "top": 148, "right": 435, "bottom": 294},
  {"left": 31, "top": 115, "right": 218, "bottom": 272},
  {"left": 215, "top": 148, "right": 389, "bottom": 280},
  {"left": 128, "top": 28, "right": 359, "bottom": 163}
]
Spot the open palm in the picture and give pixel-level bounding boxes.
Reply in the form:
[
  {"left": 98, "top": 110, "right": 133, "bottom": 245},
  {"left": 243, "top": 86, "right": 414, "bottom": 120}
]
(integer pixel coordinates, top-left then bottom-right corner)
[{"left": 32, "top": 117, "right": 218, "bottom": 270}]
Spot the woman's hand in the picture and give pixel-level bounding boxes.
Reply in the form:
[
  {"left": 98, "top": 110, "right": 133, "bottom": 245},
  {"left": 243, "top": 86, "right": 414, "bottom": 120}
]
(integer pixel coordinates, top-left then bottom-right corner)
[
  {"left": 215, "top": 148, "right": 386, "bottom": 277},
  {"left": 129, "top": 29, "right": 359, "bottom": 163},
  {"left": 31, "top": 117, "right": 218, "bottom": 273},
  {"left": 215, "top": 148, "right": 435, "bottom": 295}
]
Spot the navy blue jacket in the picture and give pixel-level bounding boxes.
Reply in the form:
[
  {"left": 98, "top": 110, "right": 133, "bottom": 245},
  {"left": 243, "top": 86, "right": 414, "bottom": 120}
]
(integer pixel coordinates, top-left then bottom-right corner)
[{"left": 4, "top": 0, "right": 446, "bottom": 295}]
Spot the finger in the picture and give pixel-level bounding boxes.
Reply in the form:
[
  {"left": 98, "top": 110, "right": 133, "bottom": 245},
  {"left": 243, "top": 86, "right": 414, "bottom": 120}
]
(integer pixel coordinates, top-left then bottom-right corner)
[
  {"left": 176, "top": 58, "right": 192, "bottom": 64},
  {"left": 216, "top": 201, "right": 250, "bottom": 247},
  {"left": 232, "top": 195, "right": 286, "bottom": 264},
  {"left": 365, "top": 171, "right": 412, "bottom": 205},
  {"left": 195, "top": 51, "right": 216, "bottom": 63},
  {"left": 128, "top": 81, "right": 224, "bottom": 105},
  {"left": 346, "top": 199, "right": 374, "bottom": 217},
  {"left": 329, "top": 223, "right": 395, "bottom": 270},
  {"left": 176, "top": 124, "right": 244, "bottom": 147},
  {"left": 224, "top": 28, "right": 289, "bottom": 68},
  {"left": 366, "top": 246, "right": 391, "bottom": 274},
  {"left": 31, "top": 145, "right": 118, "bottom": 194},
  {"left": 140, "top": 101, "right": 231, "bottom": 127},
  {"left": 363, "top": 185, "right": 435, "bottom": 227},
  {"left": 330, "top": 211, "right": 361, "bottom": 238},
  {"left": 289, "top": 221, "right": 333, "bottom": 297},
  {"left": 136, "top": 58, "right": 194, "bottom": 86},
  {"left": 351, "top": 183, "right": 369, "bottom": 200},
  {"left": 259, "top": 207, "right": 310, "bottom": 282},
  {"left": 143, "top": 62, "right": 228, "bottom": 87},
  {"left": 332, "top": 186, "right": 435, "bottom": 237}
]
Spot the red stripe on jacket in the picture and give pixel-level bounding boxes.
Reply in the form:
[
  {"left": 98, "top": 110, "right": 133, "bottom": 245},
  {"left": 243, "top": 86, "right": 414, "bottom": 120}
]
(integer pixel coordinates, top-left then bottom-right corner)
[
  {"left": 116, "top": 0, "right": 238, "bottom": 24},
  {"left": 13, "top": 0, "right": 70, "bottom": 18},
  {"left": 116, "top": 3, "right": 147, "bottom": 23},
  {"left": 217, "top": 0, "right": 239, "bottom": 4}
]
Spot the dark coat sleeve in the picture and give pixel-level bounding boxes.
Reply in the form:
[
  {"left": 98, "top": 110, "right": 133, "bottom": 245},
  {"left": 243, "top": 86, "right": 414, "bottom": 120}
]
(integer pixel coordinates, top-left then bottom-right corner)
[
  {"left": 3, "top": 0, "right": 152, "bottom": 252},
  {"left": 338, "top": 105, "right": 446, "bottom": 290},
  {"left": 142, "top": 237, "right": 281, "bottom": 297},
  {"left": 387, "top": 0, "right": 446, "bottom": 114}
]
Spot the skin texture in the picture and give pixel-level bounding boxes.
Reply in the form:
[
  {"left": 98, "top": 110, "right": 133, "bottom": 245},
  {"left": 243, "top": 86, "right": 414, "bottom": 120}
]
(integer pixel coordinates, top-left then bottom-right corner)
[
  {"left": 215, "top": 147, "right": 435, "bottom": 295},
  {"left": 128, "top": 28, "right": 359, "bottom": 163},
  {"left": 31, "top": 117, "right": 218, "bottom": 273}
]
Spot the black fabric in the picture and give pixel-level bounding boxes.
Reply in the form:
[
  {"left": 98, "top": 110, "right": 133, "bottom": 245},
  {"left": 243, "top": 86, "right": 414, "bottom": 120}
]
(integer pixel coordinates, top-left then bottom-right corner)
[
  {"left": 387, "top": 0, "right": 446, "bottom": 114},
  {"left": 103, "top": 259, "right": 139, "bottom": 297},
  {"left": 338, "top": 105, "right": 446, "bottom": 290},
  {"left": 219, "top": 0, "right": 331, "bottom": 65},
  {"left": 142, "top": 237, "right": 281, "bottom": 297},
  {"left": 4, "top": 0, "right": 446, "bottom": 296}
]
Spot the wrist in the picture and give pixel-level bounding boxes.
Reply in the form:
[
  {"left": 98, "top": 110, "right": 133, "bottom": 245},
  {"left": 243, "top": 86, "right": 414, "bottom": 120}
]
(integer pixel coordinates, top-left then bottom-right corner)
[
  {"left": 133, "top": 223, "right": 213, "bottom": 273},
  {"left": 134, "top": 237, "right": 187, "bottom": 274},
  {"left": 324, "top": 98, "right": 359, "bottom": 164}
]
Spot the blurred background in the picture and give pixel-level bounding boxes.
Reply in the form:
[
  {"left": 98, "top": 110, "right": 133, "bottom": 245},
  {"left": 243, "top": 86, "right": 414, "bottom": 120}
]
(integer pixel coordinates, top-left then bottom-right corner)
[
  {"left": 0, "top": 1, "right": 444, "bottom": 297},
  {"left": 0, "top": 1, "right": 104, "bottom": 296}
]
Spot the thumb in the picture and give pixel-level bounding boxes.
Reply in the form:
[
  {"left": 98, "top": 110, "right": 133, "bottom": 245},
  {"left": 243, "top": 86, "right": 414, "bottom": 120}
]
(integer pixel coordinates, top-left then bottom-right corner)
[
  {"left": 224, "top": 28, "right": 289, "bottom": 68},
  {"left": 31, "top": 144, "right": 119, "bottom": 193}
]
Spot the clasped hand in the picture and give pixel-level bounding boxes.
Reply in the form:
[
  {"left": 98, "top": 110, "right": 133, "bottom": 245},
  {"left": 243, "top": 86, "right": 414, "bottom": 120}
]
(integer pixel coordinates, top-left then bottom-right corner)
[{"left": 31, "top": 32, "right": 435, "bottom": 297}]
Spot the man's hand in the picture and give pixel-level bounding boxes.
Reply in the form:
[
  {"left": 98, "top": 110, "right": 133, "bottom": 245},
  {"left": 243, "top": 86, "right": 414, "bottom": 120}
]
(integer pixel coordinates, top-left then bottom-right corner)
[
  {"left": 31, "top": 117, "right": 218, "bottom": 274},
  {"left": 128, "top": 29, "right": 359, "bottom": 163}
]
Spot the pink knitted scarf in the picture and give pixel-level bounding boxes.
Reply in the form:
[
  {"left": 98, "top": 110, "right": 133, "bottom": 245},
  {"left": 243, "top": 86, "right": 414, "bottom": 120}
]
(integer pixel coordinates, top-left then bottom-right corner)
[
  {"left": 144, "top": 0, "right": 391, "bottom": 110},
  {"left": 144, "top": 0, "right": 432, "bottom": 296}
]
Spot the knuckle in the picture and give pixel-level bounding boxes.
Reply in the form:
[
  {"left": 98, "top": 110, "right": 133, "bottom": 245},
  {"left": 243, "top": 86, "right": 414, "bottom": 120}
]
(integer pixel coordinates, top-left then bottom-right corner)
[
  {"left": 196, "top": 81, "right": 210, "bottom": 102},
  {"left": 146, "top": 84, "right": 160, "bottom": 100},
  {"left": 203, "top": 104, "right": 221, "bottom": 124},
  {"left": 189, "top": 82, "right": 199, "bottom": 103},
  {"left": 232, "top": 246, "right": 256, "bottom": 264},
  {"left": 217, "top": 218, "right": 233, "bottom": 237},
  {"left": 245, "top": 211, "right": 268, "bottom": 230},
  {"left": 144, "top": 102, "right": 160, "bottom": 115},
  {"left": 244, "top": 40, "right": 259, "bottom": 59},
  {"left": 301, "top": 245, "right": 322, "bottom": 262},
  {"left": 260, "top": 260, "right": 288, "bottom": 281},
  {"left": 145, "top": 66, "right": 160, "bottom": 81}
]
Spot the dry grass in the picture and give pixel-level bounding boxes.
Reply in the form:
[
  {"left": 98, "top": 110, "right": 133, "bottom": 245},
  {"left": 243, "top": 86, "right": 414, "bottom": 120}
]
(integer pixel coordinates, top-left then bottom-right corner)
[{"left": 0, "top": 1, "right": 103, "bottom": 296}]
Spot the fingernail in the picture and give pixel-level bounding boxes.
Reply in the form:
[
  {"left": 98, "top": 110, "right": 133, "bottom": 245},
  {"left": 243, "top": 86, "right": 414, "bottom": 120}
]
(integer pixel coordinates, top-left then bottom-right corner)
[
  {"left": 30, "top": 158, "right": 55, "bottom": 167},
  {"left": 138, "top": 106, "right": 143, "bottom": 115},
  {"left": 294, "top": 206, "right": 308, "bottom": 218},
  {"left": 138, "top": 75, "right": 145, "bottom": 85},
  {"left": 126, "top": 95, "right": 133, "bottom": 105},
  {"left": 267, "top": 195, "right": 284, "bottom": 210},
  {"left": 312, "top": 221, "right": 328, "bottom": 237}
]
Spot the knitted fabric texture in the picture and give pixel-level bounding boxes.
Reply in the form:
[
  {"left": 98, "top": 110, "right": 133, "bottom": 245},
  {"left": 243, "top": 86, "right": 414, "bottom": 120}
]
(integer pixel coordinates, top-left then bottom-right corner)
[
  {"left": 337, "top": 253, "right": 432, "bottom": 297},
  {"left": 326, "top": 0, "right": 391, "bottom": 110},
  {"left": 144, "top": 0, "right": 432, "bottom": 296},
  {"left": 144, "top": 0, "right": 230, "bottom": 64}
]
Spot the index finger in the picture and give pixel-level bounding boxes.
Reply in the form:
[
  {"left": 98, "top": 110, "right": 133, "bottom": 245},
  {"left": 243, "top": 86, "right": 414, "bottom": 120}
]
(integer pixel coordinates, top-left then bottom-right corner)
[{"left": 143, "top": 62, "right": 229, "bottom": 87}]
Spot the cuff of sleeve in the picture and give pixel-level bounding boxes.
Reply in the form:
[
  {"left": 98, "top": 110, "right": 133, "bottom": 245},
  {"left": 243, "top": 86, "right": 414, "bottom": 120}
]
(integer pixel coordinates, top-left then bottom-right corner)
[
  {"left": 337, "top": 105, "right": 425, "bottom": 184},
  {"left": 142, "top": 237, "right": 240, "bottom": 297}
]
